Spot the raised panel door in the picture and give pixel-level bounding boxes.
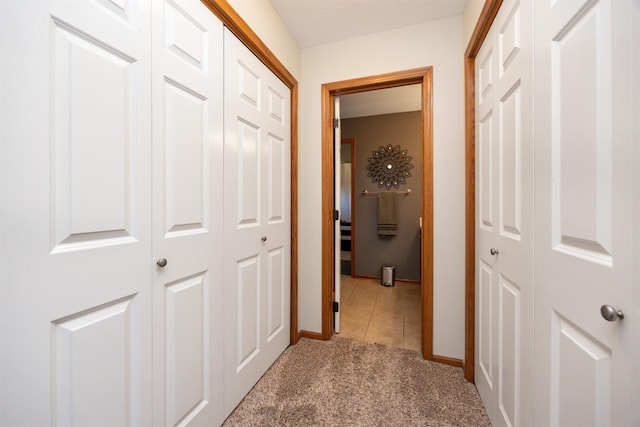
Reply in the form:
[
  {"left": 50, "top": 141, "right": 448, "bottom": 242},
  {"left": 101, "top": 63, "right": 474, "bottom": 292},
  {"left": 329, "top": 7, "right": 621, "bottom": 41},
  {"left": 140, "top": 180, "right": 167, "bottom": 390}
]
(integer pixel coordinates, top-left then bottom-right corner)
[
  {"left": 476, "top": 29, "right": 498, "bottom": 423},
  {"left": 0, "top": 1, "right": 153, "bottom": 424},
  {"left": 475, "top": 1, "right": 534, "bottom": 425},
  {"left": 533, "top": 0, "right": 637, "bottom": 424},
  {"left": 151, "top": 0, "right": 224, "bottom": 425},
  {"left": 223, "top": 28, "right": 291, "bottom": 417}
]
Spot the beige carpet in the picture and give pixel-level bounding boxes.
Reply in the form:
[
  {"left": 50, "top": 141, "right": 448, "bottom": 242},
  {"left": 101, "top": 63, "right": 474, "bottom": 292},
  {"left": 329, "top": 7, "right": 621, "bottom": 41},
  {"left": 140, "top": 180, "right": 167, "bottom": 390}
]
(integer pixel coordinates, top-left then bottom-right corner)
[{"left": 223, "top": 336, "right": 490, "bottom": 426}]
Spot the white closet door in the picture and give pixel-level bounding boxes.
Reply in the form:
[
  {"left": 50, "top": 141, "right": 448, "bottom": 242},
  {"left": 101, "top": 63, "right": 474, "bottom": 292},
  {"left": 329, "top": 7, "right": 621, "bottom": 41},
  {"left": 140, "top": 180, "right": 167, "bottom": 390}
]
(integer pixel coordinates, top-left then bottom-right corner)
[
  {"left": 223, "top": 28, "right": 291, "bottom": 416},
  {"left": 0, "top": 1, "right": 153, "bottom": 425},
  {"left": 533, "top": 0, "right": 636, "bottom": 425},
  {"left": 151, "top": 0, "right": 224, "bottom": 425},
  {"left": 475, "top": 0, "right": 534, "bottom": 425}
]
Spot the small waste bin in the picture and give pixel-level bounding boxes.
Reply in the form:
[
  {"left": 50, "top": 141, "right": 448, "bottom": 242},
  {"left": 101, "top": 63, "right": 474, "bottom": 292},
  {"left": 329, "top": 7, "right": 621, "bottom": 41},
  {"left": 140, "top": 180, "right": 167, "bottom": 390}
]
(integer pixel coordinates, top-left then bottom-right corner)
[{"left": 381, "top": 265, "right": 395, "bottom": 287}]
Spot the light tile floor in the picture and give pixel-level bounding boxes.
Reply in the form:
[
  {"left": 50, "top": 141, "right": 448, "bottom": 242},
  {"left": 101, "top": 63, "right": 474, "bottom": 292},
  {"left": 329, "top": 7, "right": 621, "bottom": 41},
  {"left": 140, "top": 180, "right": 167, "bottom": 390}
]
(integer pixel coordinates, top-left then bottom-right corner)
[{"left": 338, "top": 275, "right": 421, "bottom": 352}]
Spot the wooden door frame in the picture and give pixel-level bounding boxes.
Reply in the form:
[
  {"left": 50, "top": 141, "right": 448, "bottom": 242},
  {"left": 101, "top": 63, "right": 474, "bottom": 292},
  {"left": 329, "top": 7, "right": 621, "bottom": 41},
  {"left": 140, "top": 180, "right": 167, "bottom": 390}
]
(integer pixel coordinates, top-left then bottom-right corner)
[
  {"left": 320, "top": 68, "right": 441, "bottom": 362},
  {"left": 340, "top": 138, "right": 356, "bottom": 277},
  {"left": 200, "top": 0, "right": 300, "bottom": 344},
  {"left": 322, "top": 0, "right": 505, "bottom": 374},
  {"left": 464, "top": 0, "right": 503, "bottom": 381}
]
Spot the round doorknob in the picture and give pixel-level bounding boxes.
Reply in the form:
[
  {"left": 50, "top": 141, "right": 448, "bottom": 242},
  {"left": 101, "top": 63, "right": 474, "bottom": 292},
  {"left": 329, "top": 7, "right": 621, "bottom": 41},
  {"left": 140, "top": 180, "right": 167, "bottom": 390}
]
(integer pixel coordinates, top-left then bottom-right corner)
[
  {"left": 600, "top": 305, "right": 624, "bottom": 322},
  {"left": 156, "top": 258, "right": 168, "bottom": 268},
  {"left": 490, "top": 248, "right": 499, "bottom": 256},
  {"left": 261, "top": 236, "right": 267, "bottom": 242}
]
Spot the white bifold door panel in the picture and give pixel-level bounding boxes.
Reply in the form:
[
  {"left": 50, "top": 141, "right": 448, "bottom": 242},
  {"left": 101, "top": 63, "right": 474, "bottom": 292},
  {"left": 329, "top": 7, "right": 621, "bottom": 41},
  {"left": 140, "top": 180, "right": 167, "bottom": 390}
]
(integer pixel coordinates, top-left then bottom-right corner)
[
  {"left": 223, "top": 29, "right": 291, "bottom": 417},
  {"left": 1, "top": 0, "right": 230, "bottom": 425},
  {"left": 533, "top": 0, "right": 637, "bottom": 425},
  {"left": 475, "top": 0, "right": 534, "bottom": 425},
  {"left": 0, "top": 1, "right": 153, "bottom": 425},
  {"left": 151, "top": 0, "right": 224, "bottom": 425}
]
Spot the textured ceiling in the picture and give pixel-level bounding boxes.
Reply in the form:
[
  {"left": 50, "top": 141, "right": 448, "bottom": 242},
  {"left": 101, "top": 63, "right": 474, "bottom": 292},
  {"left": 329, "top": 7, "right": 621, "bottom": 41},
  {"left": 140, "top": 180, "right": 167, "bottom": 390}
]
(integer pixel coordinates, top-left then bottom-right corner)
[{"left": 269, "top": 0, "right": 466, "bottom": 48}]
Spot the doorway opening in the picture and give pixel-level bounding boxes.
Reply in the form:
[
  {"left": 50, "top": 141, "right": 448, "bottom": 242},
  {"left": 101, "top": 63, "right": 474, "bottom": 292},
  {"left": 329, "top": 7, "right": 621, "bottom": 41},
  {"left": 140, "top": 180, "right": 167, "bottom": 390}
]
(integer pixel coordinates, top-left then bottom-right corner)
[
  {"left": 321, "top": 67, "right": 441, "bottom": 361},
  {"left": 337, "top": 90, "right": 423, "bottom": 350}
]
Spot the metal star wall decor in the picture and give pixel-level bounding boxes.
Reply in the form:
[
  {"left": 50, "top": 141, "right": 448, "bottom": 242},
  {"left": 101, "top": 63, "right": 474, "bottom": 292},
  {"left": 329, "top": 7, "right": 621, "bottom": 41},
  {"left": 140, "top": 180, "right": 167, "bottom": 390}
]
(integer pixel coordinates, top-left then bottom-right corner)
[{"left": 366, "top": 144, "right": 414, "bottom": 189}]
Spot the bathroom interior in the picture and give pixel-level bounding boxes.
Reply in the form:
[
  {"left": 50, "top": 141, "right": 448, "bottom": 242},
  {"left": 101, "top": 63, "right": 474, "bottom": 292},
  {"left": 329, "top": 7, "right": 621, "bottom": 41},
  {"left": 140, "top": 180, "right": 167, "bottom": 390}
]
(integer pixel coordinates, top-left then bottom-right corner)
[{"left": 337, "top": 85, "right": 423, "bottom": 351}]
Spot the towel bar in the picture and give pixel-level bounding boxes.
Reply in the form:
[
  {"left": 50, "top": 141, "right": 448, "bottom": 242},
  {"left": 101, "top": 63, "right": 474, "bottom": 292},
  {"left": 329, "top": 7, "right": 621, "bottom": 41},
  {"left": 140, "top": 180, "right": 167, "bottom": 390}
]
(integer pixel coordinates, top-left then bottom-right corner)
[{"left": 362, "top": 189, "right": 411, "bottom": 196}]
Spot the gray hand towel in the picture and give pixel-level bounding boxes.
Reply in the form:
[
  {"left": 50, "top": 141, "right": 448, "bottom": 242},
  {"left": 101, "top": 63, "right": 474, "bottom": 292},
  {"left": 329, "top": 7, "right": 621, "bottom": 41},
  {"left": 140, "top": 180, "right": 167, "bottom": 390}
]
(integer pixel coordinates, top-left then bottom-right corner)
[{"left": 377, "top": 192, "right": 397, "bottom": 236}]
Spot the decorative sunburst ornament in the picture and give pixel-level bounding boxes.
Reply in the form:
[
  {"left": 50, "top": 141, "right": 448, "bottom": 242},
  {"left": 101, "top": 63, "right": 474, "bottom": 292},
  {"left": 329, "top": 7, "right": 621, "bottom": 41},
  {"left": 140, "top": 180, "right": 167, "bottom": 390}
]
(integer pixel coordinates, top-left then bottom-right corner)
[{"left": 366, "top": 144, "right": 414, "bottom": 189}]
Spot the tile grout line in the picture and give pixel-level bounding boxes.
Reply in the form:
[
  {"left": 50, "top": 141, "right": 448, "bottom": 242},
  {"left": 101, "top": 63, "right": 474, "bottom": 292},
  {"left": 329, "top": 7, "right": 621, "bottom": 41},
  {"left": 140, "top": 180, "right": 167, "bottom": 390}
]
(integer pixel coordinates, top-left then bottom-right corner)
[
  {"left": 363, "top": 283, "right": 378, "bottom": 343},
  {"left": 340, "top": 277, "right": 421, "bottom": 350}
]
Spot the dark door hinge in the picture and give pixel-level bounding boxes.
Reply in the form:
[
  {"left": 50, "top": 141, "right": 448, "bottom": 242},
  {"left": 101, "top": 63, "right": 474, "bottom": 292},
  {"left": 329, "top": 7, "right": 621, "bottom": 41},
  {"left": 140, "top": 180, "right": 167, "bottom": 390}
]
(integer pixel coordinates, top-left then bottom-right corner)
[
  {"left": 333, "top": 301, "right": 339, "bottom": 313},
  {"left": 334, "top": 210, "right": 339, "bottom": 221},
  {"left": 333, "top": 118, "right": 340, "bottom": 129}
]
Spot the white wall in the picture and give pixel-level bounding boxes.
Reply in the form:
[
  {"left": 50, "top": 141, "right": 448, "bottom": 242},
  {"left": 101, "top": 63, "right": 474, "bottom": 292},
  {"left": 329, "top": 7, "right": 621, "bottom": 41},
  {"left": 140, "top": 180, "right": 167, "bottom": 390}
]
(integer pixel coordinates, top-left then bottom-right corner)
[
  {"left": 299, "top": 16, "right": 466, "bottom": 359},
  {"left": 463, "top": 0, "right": 485, "bottom": 49},
  {"left": 226, "top": 0, "right": 301, "bottom": 79}
]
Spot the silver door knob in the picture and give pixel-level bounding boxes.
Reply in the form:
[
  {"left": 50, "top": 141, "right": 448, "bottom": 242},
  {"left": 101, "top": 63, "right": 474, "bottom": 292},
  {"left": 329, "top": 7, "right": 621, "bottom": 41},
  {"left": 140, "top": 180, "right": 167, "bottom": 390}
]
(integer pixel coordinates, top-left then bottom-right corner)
[
  {"left": 157, "top": 258, "right": 168, "bottom": 268},
  {"left": 261, "top": 236, "right": 267, "bottom": 242},
  {"left": 600, "top": 305, "right": 624, "bottom": 321},
  {"left": 490, "top": 248, "right": 499, "bottom": 256}
]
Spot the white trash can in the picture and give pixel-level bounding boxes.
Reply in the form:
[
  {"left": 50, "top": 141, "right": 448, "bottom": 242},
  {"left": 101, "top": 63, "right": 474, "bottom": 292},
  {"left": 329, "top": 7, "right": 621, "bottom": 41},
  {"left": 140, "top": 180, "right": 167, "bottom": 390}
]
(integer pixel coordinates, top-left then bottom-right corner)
[{"left": 381, "top": 265, "right": 395, "bottom": 287}]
